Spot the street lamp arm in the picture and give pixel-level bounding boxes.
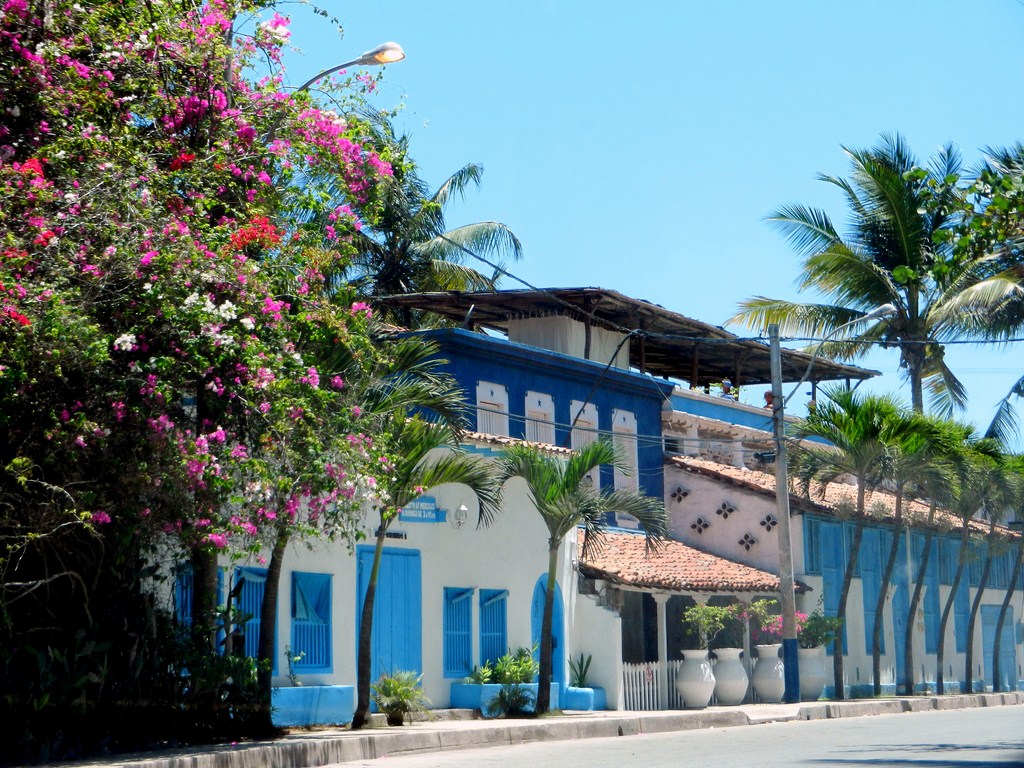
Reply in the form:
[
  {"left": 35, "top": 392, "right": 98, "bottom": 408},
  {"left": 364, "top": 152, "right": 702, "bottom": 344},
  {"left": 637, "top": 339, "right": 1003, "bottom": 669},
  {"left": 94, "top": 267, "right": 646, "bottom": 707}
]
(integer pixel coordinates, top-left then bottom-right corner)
[
  {"left": 264, "top": 42, "right": 405, "bottom": 143},
  {"left": 292, "top": 42, "right": 406, "bottom": 94},
  {"left": 782, "top": 303, "right": 896, "bottom": 408}
]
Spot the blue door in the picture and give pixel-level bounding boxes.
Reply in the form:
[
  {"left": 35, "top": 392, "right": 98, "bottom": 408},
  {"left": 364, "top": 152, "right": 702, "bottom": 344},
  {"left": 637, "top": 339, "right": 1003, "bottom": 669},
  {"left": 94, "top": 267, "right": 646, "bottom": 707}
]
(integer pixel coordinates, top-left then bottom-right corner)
[
  {"left": 860, "top": 528, "right": 884, "bottom": 655},
  {"left": 531, "top": 575, "right": 565, "bottom": 691},
  {"left": 820, "top": 521, "right": 847, "bottom": 654},
  {"left": 981, "top": 604, "right": 1016, "bottom": 692},
  {"left": 356, "top": 547, "right": 422, "bottom": 683}
]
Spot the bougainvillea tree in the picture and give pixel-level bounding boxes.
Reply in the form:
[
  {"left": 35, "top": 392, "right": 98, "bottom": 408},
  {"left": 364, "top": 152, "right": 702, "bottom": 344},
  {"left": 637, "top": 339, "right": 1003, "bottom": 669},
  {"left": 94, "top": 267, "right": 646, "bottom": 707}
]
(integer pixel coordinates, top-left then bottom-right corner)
[{"left": 0, "top": 0, "right": 402, "bottom": 758}]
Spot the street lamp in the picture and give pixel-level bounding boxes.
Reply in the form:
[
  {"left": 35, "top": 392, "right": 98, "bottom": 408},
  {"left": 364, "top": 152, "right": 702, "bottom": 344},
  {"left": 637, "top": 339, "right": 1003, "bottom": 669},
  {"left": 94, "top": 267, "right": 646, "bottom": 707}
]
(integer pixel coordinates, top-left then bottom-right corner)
[
  {"left": 265, "top": 42, "right": 406, "bottom": 142},
  {"left": 768, "top": 303, "right": 896, "bottom": 703},
  {"left": 293, "top": 42, "right": 406, "bottom": 93}
]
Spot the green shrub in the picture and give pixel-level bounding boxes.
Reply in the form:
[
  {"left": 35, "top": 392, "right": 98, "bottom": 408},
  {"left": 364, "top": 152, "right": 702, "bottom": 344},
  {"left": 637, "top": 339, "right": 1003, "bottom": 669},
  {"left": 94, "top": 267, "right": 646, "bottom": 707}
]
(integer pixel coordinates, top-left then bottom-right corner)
[
  {"left": 569, "top": 653, "right": 592, "bottom": 688},
  {"left": 491, "top": 647, "right": 538, "bottom": 684},
  {"left": 371, "top": 670, "right": 431, "bottom": 726},
  {"left": 485, "top": 683, "right": 535, "bottom": 718}
]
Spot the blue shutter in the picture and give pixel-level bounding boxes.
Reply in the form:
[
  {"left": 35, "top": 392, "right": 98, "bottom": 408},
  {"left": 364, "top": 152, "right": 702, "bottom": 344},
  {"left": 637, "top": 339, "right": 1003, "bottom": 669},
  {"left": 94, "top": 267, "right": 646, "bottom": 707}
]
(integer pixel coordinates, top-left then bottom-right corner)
[
  {"left": 479, "top": 589, "right": 508, "bottom": 666},
  {"left": 804, "top": 517, "right": 822, "bottom": 575},
  {"left": 235, "top": 566, "right": 275, "bottom": 669},
  {"left": 953, "top": 562, "right": 970, "bottom": 654},
  {"left": 176, "top": 566, "right": 194, "bottom": 626},
  {"left": 919, "top": 537, "right": 940, "bottom": 654},
  {"left": 969, "top": 541, "right": 986, "bottom": 587},
  {"left": 291, "top": 572, "right": 332, "bottom": 672},
  {"left": 443, "top": 587, "right": 473, "bottom": 678}
]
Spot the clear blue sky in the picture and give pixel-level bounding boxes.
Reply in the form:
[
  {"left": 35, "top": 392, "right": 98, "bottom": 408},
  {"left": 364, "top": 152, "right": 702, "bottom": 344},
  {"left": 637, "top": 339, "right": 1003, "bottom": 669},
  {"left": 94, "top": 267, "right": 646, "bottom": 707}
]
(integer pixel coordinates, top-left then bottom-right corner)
[{"left": 282, "top": 1, "right": 1024, "bottom": 444}]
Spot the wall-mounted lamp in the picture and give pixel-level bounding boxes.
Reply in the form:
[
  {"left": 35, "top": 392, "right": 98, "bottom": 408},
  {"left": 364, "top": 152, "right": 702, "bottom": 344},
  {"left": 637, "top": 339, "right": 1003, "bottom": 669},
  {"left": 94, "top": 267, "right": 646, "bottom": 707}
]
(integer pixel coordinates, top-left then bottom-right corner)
[{"left": 449, "top": 504, "right": 468, "bottom": 530}]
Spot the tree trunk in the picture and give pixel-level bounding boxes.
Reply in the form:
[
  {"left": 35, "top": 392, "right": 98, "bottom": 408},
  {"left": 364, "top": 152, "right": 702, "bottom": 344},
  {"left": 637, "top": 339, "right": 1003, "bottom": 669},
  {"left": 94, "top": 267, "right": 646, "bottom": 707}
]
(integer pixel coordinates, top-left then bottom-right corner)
[
  {"left": 901, "top": 328, "right": 925, "bottom": 414},
  {"left": 833, "top": 486, "right": 866, "bottom": 700},
  {"left": 991, "top": 544, "right": 1023, "bottom": 691},
  {"left": 536, "top": 541, "right": 559, "bottom": 714},
  {"left": 190, "top": 548, "right": 219, "bottom": 651},
  {"left": 964, "top": 530, "right": 994, "bottom": 694},
  {"left": 255, "top": 528, "right": 289, "bottom": 734},
  {"left": 902, "top": 507, "right": 936, "bottom": 695},
  {"left": 872, "top": 487, "right": 904, "bottom": 696},
  {"left": 352, "top": 526, "right": 386, "bottom": 729},
  {"left": 936, "top": 524, "right": 970, "bottom": 694}
]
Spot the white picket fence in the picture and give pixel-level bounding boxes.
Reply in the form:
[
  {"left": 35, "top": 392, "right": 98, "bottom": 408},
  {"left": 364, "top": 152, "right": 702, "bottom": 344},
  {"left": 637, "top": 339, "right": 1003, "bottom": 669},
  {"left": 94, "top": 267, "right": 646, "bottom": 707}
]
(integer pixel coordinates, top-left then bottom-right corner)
[{"left": 622, "top": 660, "right": 685, "bottom": 710}]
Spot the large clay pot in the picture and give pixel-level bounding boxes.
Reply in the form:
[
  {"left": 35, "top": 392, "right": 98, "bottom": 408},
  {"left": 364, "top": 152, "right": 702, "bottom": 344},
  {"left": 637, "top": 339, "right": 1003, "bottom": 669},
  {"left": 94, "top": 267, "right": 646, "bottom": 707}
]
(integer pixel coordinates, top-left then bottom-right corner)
[
  {"left": 711, "top": 648, "right": 748, "bottom": 705},
  {"left": 675, "top": 649, "right": 716, "bottom": 708},
  {"left": 752, "top": 643, "right": 785, "bottom": 703},
  {"left": 798, "top": 645, "right": 828, "bottom": 701}
]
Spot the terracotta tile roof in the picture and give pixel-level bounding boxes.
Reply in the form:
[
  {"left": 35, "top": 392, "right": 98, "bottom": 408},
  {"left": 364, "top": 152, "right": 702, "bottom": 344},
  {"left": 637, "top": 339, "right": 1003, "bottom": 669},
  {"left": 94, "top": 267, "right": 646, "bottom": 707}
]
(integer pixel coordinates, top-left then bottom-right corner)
[
  {"left": 577, "top": 529, "right": 808, "bottom": 595},
  {"left": 667, "top": 456, "right": 1018, "bottom": 539}
]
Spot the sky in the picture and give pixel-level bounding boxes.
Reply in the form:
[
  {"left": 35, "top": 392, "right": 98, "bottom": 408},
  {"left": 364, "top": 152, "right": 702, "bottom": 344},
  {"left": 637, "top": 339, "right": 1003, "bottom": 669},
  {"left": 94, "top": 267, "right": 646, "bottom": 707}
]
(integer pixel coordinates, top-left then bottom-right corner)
[{"left": 280, "top": 0, "right": 1024, "bottom": 445}]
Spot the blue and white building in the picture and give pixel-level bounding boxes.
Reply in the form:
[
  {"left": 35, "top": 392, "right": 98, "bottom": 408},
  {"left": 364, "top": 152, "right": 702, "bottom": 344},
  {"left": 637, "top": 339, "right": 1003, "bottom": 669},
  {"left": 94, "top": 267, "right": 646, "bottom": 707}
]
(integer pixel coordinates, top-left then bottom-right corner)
[{"left": 178, "top": 287, "right": 1022, "bottom": 723}]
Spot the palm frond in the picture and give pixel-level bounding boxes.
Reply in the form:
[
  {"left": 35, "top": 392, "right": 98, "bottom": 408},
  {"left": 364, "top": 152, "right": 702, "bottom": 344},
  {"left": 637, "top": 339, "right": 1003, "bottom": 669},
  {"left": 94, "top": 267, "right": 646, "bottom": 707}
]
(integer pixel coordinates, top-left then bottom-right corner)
[
  {"left": 430, "top": 163, "right": 485, "bottom": 209},
  {"left": 765, "top": 204, "right": 840, "bottom": 259}
]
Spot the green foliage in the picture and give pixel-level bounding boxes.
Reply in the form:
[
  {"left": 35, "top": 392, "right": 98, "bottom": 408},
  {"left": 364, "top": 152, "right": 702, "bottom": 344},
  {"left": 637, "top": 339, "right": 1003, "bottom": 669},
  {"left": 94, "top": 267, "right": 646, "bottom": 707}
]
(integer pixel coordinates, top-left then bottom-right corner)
[
  {"left": 491, "top": 647, "right": 539, "bottom": 684},
  {"left": 464, "top": 663, "right": 493, "bottom": 684},
  {"left": 681, "top": 603, "right": 734, "bottom": 649},
  {"left": 484, "top": 683, "right": 535, "bottom": 719},
  {"left": 799, "top": 612, "right": 844, "bottom": 649},
  {"left": 569, "top": 652, "right": 592, "bottom": 688},
  {"left": 371, "top": 670, "right": 431, "bottom": 726}
]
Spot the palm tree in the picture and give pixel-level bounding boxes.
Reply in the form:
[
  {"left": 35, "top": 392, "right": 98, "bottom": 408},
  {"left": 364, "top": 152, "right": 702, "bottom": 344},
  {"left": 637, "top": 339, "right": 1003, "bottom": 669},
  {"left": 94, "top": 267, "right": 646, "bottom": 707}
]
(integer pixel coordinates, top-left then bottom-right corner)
[
  {"left": 869, "top": 411, "right": 947, "bottom": 696},
  {"left": 351, "top": 416, "right": 501, "bottom": 729},
  {"left": 962, "top": 453, "right": 1016, "bottom": 693},
  {"left": 991, "top": 519, "right": 1024, "bottom": 691},
  {"left": 900, "top": 420, "right": 965, "bottom": 695},
  {"left": 497, "top": 440, "right": 667, "bottom": 714},
  {"left": 310, "top": 119, "right": 522, "bottom": 327},
  {"left": 789, "top": 387, "right": 902, "bottom": 699},
  {"left": 934, "top": 434, "right": 1003, "bottom": 694},
  {"left": 730, "top": 133, "right": 1020, "bottom": 416}
]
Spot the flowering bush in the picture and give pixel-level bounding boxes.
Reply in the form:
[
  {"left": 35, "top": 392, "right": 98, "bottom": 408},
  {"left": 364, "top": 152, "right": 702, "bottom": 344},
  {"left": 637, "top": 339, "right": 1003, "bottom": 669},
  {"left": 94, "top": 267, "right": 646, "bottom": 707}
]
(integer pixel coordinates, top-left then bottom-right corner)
[{"left": 0, "top": 0, "right": 406, "bottom": 760}]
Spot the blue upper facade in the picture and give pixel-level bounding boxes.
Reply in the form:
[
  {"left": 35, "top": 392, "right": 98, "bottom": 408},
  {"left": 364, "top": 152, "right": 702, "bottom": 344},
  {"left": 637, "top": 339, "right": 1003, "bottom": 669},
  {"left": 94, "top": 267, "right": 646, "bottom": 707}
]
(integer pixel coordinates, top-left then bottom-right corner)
[{"left": 407, "top": 328, "right": 674, "bottom": 502}]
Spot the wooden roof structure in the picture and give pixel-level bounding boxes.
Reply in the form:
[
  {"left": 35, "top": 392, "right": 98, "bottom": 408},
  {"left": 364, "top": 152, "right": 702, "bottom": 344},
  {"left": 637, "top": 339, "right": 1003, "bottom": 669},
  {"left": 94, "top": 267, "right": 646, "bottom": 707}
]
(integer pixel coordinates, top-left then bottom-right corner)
[{"left": 376, "top": 287, "right": 878, "bottom": 387}]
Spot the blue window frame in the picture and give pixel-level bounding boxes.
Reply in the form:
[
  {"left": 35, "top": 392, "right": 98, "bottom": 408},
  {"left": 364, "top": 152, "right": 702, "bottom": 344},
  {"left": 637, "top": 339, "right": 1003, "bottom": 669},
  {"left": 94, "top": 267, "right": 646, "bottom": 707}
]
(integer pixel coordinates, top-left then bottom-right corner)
[
  {"left": 968, "top": 541, "right": 986, "bottom": 587},
  {"left": 291, "top": 572, "right": 332, "bottom": 672},
  {"left": 479, "top": 589, "right": 508, "bottom": 666},
  {"left": 443, "top": 587, "right": 474, "bottom": 678},
  {"left": 938, "top": 537, "right": 957, "bottom": 585}
]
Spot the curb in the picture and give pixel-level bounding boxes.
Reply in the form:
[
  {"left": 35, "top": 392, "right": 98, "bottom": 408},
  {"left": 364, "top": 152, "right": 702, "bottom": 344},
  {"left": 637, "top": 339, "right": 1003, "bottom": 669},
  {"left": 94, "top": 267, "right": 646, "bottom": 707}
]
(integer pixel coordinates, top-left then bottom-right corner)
[{"left": 76, "top": 692, "right": 1024, "bottom": 768}]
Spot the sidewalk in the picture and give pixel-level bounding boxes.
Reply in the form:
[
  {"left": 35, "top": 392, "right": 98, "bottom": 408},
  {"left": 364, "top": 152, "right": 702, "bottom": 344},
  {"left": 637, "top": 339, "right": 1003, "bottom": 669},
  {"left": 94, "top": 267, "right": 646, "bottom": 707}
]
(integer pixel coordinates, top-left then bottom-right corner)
[{"left": 76, "top": 692, "right": 1024, "bottom": 768}]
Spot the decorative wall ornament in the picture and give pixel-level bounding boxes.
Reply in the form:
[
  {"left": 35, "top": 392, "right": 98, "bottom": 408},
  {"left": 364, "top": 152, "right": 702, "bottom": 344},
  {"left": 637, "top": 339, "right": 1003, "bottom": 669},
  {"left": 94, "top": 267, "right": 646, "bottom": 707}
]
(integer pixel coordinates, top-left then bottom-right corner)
[
  {"left": 738, "top": 533, "right": 757, "bottom": 551},
  {"left": 691, "top": 517, "right": 710, "bottom": 534},
  {"left": 715, "top": 501, "right": 736, "bottom": 519},
  {"left": 671, "top": 486, "right": 690, "bottom": 503},
  {"left": 759, "top": 513, "right": 778, "bottom": 532}
]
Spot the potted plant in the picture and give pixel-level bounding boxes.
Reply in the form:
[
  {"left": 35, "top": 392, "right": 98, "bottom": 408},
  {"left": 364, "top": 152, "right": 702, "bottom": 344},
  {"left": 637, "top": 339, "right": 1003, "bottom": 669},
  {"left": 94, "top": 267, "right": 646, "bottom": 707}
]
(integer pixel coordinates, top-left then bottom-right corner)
[
  {"left": 563, "top": 652, "right": 608, "bottom": 711},
  {"left": 371, "top": 670, "right": 431, "bottom": 726},
  {"left": 797, "top": 610, "right": 844, "bottom": 701},
  {"left": 745, "top": 599, "right": 791, "bottom": 703},
  {"left": 677, "top": 603, "right": 732, "bottom": 708}
]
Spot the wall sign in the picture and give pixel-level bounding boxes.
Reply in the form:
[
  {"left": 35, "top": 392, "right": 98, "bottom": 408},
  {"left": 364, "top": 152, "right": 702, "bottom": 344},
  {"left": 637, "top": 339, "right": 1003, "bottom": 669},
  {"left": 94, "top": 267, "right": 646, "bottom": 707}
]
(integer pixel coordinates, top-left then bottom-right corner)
[{"left": 399, "top": 496, "right": 446, "bottom": 524}]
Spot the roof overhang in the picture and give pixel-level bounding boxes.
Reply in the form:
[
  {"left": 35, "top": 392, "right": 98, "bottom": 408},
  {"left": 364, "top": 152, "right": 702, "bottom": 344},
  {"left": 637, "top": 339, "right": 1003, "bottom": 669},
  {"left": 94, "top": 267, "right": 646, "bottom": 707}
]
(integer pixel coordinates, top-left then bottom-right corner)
[{"left": 376, "top": 287, "right": 879, "bottom": 386}]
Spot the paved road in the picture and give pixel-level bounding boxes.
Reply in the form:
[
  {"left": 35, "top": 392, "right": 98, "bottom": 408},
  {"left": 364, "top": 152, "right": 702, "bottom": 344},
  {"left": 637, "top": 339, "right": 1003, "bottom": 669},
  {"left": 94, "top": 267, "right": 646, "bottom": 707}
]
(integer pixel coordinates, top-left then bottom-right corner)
[{"left": 340, "top": 707, "right": 1024, "bottom": 767}]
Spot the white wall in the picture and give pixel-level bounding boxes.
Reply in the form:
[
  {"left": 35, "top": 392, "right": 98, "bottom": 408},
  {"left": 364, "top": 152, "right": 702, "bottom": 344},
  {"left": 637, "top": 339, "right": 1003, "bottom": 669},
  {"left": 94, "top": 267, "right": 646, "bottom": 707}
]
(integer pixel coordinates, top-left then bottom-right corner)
[
  {"left": 215, "top": 467, "right": 627, "bottom": 708},
  {"left": 664, "top": 464, "right": 781, "bottom": 574}
]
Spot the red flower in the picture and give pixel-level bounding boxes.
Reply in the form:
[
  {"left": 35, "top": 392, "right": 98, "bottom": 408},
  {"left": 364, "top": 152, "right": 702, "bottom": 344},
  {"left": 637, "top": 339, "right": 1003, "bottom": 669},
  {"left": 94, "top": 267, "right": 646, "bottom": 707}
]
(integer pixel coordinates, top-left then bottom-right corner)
[
  {"left": 169, "top": 152, "right": 196, "bottom": 170},
  {"left": 4, "top": 309, "right": 31, "bottom": 327}
]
